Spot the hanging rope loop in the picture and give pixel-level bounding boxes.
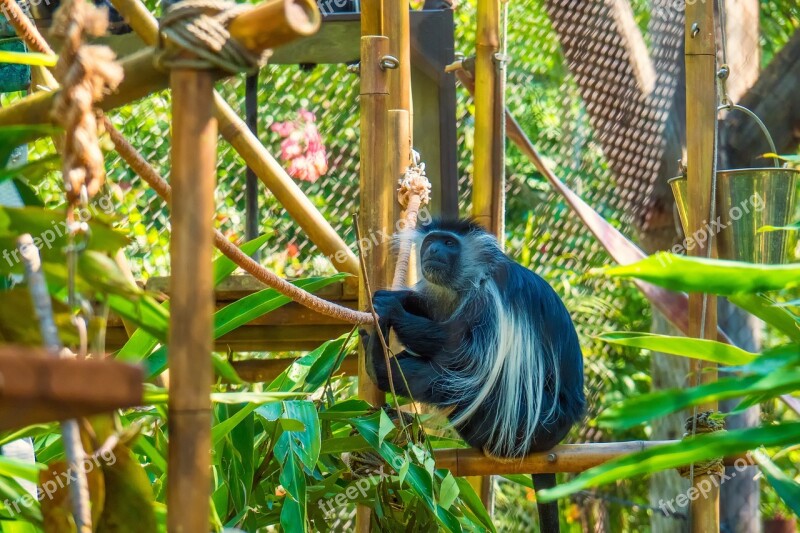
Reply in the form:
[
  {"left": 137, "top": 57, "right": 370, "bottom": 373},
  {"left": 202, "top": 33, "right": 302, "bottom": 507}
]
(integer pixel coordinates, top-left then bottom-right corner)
[
  {"left": 678, "top": 411, "right": 725, "bottom": 479},
  {"left": 157, "top": 0, "right": 270, "bottom": 74}
]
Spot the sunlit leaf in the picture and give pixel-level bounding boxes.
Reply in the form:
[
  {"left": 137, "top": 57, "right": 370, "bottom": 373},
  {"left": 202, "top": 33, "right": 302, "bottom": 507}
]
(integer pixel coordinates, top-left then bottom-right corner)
[
  {"left": 603, "top": 254, "right": 800, "bottom": 295},
  {"left": 752, "top": 448, "right": 800, "bottom": 516},
  {"left": 598, "top": 332, "right": 756, "bottom": 365},
  {"left": 599, "top": 370, "right": 800, "bottom": 430},
  {"left": 538, "top": 423, "right": 800, "bottom": 502}
]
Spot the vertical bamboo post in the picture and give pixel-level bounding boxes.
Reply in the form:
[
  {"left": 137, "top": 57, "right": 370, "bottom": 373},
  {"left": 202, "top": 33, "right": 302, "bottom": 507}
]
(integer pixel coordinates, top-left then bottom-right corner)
[
  {"left": 471, "top": 0, "right": 504, "bottom": 510},
  {"left": 385, "top": 0, "right": 412, "bottom": 129},
  {"left": 384, "top": 0, "right": 412, "bottom": 277},
  {"left": 361, "top": 0, "right": 383, "bottom": 36},
  {"left": 168, "top": 69, "right": 217, "bottom": 532},
  {"left": 685, "top": 2, "right": 720, "bottom": 532},
  {"left": 356, "top": 34, "right": 391, "bottom": 533},
  {"left": 472, "top": 0, "right": 504, "bottom": 237}
]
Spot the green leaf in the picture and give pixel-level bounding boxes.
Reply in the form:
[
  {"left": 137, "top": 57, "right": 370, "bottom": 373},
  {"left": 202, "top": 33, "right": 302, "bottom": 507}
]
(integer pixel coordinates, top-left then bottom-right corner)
[
  {"left": 212, "top": 403, "right": 258, "bottom": 447},
  {"left": 730, "top": 294, "right": 800, "bottom": 344},
  {"left": 752, "top": 448, "right": 800, "bottom": 516},
  {"left": 438, "top": 472, "right": 459, "bottom": 510},
  {"left": 598, "top": 332, "right": 756, "bottom": 365},
  {"left": 210, "top": 392, "right": 300, "bottom": 404},
  {"left": 212, "top": 234, "right": 270, "bottom": 284},
  {"left": 758, "top": 221, "right": 800, "bottom": 233},
  {"left": 0, "top": 155, "right": 60, "bottom": 185},
  {"left": 267, "top": 336, "right": 348, "bottom": 393},
  {"left": 538, "top": 423, "right": 800, "bottom": 502},
  {"left": 107, "top": 293, "right": 169, "bottom": 341},
  {"left": 0, "top": 456, "right": 44, "bottom": 482},
  {"left": 351, "top": 412, "right": 462, "bottom": 533},
  {"left": 603, "top": 254, "right": 800, "bottom": 295},
  {"left": 454, "top": 477, "right": 496, "bottom": 533},
  {"left": 0, "top": 50, "right": 57, "bottom": 66},
  {"left": 212, "top": 352, "right": 243, "bottom": 385},
  {"left": 0, "top": 206, "right": 129, "bottom": 254},
  {"left": 0, "top": 126, "right": 60, "bottom": 165},
  {"left": 599, "top": 370, "right": 800, "bottom": 430}
]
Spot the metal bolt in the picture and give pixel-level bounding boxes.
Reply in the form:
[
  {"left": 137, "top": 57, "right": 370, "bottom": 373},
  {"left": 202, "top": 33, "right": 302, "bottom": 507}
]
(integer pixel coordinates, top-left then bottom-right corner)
[
  {"left": 717, "top": 64, "right": 730, "bottom": 80},
  {"left": 379, "top": 55, "right": 400, "bottom": 70},
  {"left": 546, "top": 453, "right": 557, "bottom": 463},
  {"left": 346, "top": 62, "right": 360, "bottom": 75},
  {"left": 691, "top": 23, "right": 700, "bottom": 38}
]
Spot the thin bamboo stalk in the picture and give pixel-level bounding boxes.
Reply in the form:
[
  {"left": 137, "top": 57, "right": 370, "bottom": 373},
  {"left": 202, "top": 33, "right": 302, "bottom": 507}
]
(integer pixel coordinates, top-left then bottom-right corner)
[
  {"left": 685, "top": 0, "right": 720, "bottom": 529},
  {"left": 434, "top": 443, "right": 752, "bottom": 477},
  {"left": 472, "top": 0, "right": 502, "bottom": 235},
  {"left": 168, "top": 69, "right": 217, "bottom": 532},
  {"left": 356, "top": 33, "right": 391, "bottom": 533}
]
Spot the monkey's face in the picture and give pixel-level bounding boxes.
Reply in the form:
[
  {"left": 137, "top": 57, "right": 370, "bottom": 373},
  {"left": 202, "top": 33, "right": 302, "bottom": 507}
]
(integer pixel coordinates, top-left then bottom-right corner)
[{"left": 419, "top": 231, "right": 460, "bottom": 287}]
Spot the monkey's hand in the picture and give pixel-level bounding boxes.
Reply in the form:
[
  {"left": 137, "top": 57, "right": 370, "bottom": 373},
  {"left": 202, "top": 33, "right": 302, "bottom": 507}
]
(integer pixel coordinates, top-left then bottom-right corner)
[{"left": 372, "top": 290, "right": 407, "bottom": 325}]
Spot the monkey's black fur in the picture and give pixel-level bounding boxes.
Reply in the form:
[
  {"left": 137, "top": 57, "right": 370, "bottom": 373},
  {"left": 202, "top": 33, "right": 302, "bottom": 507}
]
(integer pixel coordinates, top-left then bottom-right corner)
[{"left": 361, "top": 218, "right": 585, "bottom": 532}]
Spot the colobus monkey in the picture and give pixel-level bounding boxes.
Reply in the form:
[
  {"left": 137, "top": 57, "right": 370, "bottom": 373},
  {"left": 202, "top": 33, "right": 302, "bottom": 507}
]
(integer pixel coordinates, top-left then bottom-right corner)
[{"left": 361, "top": 219, "right": 585, "bottom": 533}]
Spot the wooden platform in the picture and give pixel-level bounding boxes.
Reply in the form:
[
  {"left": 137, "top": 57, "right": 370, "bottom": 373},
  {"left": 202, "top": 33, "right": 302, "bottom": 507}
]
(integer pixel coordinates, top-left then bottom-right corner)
[{"left": 106, "top": 275, "right": 358, "bottom": 352}]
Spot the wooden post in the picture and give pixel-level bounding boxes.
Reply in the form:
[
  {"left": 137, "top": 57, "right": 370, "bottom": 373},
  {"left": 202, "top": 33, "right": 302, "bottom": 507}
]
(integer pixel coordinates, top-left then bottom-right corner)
[
  {"left": 385, "top": 0, "right": 412, "bottom": 129},
  {"left": 472, "top": 0, "right": 504, "bottom": 237},
  {"left": 356, "top": 33, "right": 391, "bottom": 533},
  {"left": 685, "top": 2, "right": 720, "bottom": 532},
  {"left": 168, "top": 69, "right": 217, "bottom": 532}
]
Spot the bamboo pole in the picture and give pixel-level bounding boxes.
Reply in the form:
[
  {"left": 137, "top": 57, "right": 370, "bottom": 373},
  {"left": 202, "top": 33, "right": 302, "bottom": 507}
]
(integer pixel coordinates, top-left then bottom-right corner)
[
  {"left": 385, "top": 0, "right": 411, "bottom": 119},
  {"left": 357, "top": 34, "right": 391, "bottom": 533},
  {"left": 472, "top": 0, "right": 503, "bottom": 236},
  {"left": 472, "top": 0, "right": 504, "bottom": 508},
  {"left": 361, "top": 0, "right": 383, "bottom": 36},
  {"left": 434, "top": 443, "right": 752, "bottom": 477},
  {"left": 168, "top": 68, "right": 217, "bottom": 532},
  {"left": 685, "top": 1, "right": 720, "bottom": 531}
]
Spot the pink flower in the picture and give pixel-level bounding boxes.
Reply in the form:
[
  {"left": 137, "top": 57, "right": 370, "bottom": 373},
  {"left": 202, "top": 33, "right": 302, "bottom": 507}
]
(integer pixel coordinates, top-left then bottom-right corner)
[{"left": 271, "top": 109, "right": 329, "bottom": 183}]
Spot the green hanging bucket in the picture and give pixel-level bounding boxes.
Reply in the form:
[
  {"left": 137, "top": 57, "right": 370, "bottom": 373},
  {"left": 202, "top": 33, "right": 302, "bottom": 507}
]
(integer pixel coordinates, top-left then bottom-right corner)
[{"left": 669, "top": 105, "right": 798, "bottom": 264}]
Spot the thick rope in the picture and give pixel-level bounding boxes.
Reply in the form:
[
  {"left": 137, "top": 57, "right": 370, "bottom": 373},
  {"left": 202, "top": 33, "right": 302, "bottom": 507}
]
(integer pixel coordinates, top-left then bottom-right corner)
[
  {"left": 677, "top": 411, "right": 725, "bottom": 479},
  {"left": 157, "top": 0, "right": 269, "bottom": 74},
  {"left": 50, "top": 0, "right": 123, "bottom": 204},
  {"left": 391, "top": 151, "right": 431, "bottom": 290}
]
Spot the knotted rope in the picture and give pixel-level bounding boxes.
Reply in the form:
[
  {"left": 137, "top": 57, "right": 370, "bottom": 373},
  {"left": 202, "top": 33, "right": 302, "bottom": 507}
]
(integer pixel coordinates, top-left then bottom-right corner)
[
  {"left": 391, "top": 151, "right": 432, "bottom": 290},
  {"left": 50, "top": 0, "right": 123, "bottom": 205},
  {"left": 677, "top": 411, "right": 725, "bottom": 479},
  {"left": 157, "top": 0, "right": 269, "bottom": 74}
]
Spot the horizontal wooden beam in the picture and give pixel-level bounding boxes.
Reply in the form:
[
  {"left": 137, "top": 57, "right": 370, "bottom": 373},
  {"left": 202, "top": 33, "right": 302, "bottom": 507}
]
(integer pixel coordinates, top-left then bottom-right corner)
[
  {"left": 0, "top": 347, "right": 143, "bottom": 430},
  {"left": 106, "top": 276, "right": 356, "bottom": 352},
  {"left": 434, "top": 442, "right": 752, "bottom": 476},
  {"left": 231, "top": 354, "right": 357, "bottom": 382}
]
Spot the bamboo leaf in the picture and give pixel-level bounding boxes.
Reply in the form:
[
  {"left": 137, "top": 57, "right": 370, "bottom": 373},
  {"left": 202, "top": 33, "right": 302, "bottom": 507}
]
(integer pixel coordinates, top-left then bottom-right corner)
[
  {"left": 752, "top": 449, "right": 800, "bottom": 516},
  {"left": 598, "top": 332, "right": 756, "bottom": 365},
  {"left": 599, "top": 370, "right": 800, "bottom": 430},
  {"left": 603, "top": 254, "right": 800, "bottom": 295},
  {"left": 730, "top": 294, "right": 800, "bottom": 343},
  {"left": 538, "top": 423, "right": 800, "bottom": 502}
]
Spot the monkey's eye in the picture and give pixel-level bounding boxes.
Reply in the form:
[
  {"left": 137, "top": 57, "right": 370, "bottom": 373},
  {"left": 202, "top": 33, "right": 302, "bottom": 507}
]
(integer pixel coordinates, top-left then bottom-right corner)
[{"left": 445, "top": 239, "right": 456, "bottom": 247}]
